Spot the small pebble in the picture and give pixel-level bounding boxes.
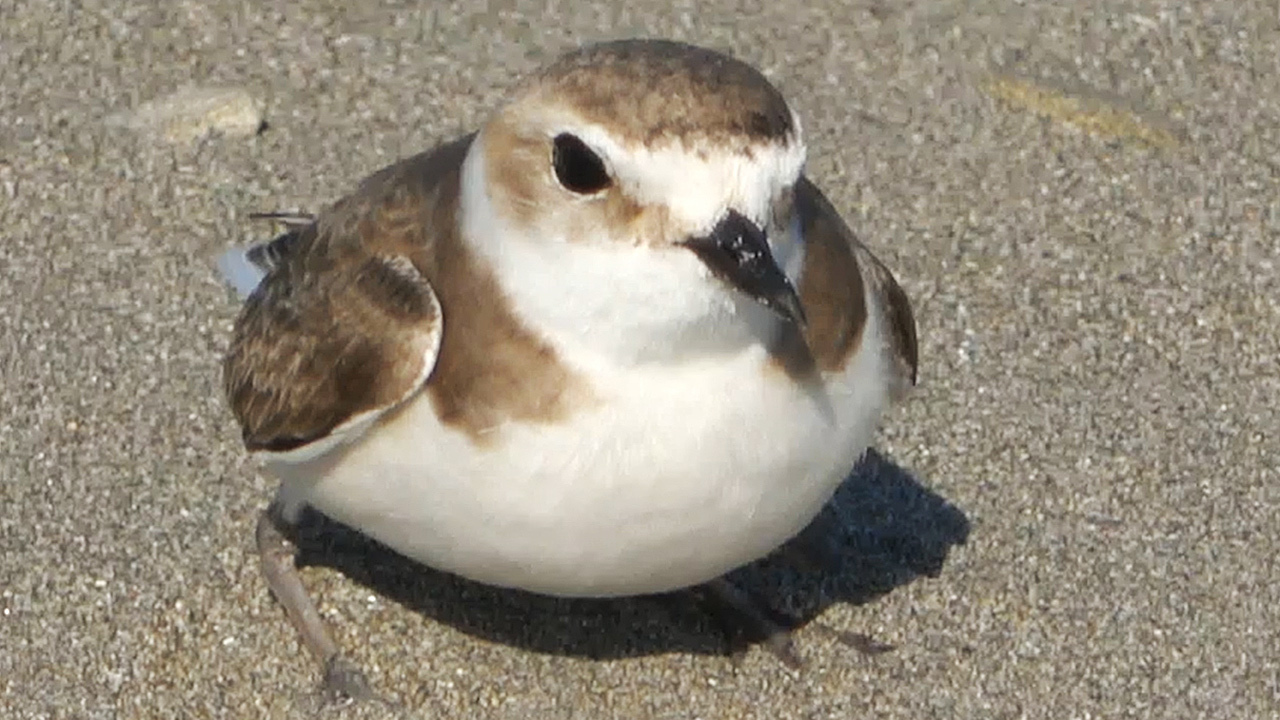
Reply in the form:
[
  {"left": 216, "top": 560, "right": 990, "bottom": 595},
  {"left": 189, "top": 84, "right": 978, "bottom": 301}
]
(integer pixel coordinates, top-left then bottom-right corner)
[{"left": 109, "top": 86, "right": 264, "bottom": 143}]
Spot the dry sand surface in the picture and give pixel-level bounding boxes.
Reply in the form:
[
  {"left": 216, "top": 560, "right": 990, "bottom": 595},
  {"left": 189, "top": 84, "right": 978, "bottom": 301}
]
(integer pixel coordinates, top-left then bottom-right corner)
[{"left": 2, "top": 1, "right": 1277, "bottom": 718}]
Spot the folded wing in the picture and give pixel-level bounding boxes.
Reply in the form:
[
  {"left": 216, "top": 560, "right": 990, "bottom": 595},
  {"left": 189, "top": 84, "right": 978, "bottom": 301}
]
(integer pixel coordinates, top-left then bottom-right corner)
[
  {"left": 222, "top": 225, "right": 443, "bottom": 458},
  {"left": 793, "top": 176, "right": 918, "bottom": 389}
]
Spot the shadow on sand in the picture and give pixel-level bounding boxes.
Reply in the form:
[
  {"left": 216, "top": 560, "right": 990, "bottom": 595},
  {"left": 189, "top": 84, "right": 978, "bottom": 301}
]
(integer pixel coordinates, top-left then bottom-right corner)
[{"left": 284, "top": 447, "right": 969, "bottom": 661}]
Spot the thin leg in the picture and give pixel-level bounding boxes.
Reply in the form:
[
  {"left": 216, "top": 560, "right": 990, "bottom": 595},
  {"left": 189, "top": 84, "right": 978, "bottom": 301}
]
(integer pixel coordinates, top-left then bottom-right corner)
[
  {"left": 699, "top": 577, "right": 804, "bottom": 669},
  {"left": 774, "top": 539, "right": 897, "bottom": 656},
  {"left": 697, "top": 576, "right": 896, "bottom": 668},
  {"left": 256, "top": 503, "right": 372, "bottom": 701}
]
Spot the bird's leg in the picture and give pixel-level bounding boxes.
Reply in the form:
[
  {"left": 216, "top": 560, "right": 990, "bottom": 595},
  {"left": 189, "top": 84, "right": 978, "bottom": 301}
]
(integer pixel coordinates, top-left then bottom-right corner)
[
  {"left": 697, "top": 563, "right": 896, "bottom": 667},
  {"left": 697, "top": 577, "right": 805, "bottom": 669},
  {"left": 255, "top": 503, "right": 372, "bottom": 702}
]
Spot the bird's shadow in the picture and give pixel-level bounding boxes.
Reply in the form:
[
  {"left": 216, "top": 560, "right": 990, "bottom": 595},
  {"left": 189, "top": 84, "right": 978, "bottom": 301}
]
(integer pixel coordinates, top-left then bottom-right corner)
[{"left": 286, "top": 448, "right": 969, "bottom": 661}]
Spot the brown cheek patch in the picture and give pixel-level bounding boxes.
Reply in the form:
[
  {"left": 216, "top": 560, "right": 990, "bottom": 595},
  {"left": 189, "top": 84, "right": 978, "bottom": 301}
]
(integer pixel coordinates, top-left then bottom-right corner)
[
  {"left": 481, "top": 117, "right": 551, "bottom": 231},
  {"left": 485, "top": 112, "right": 672, "bottom": 249}
]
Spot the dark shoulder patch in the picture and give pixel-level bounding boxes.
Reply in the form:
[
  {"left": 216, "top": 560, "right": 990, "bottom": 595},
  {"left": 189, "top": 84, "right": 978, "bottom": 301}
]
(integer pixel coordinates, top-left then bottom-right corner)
[
  {"left": 782, "top": 177, "right": 868, "bottom": 374},
  {"left": 772, "top": 177, "right": 918, "bottom": 388}
]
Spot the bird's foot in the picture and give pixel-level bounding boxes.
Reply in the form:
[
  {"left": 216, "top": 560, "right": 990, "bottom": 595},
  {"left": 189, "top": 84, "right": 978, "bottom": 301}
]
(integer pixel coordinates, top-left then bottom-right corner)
[
  {"left": 697, "top": 577, "right": 805, "bottom": 668},
  {"left": 257, "top": 503, "right": 378, "bottom": 705},
  {"left": 695, "top": 576, "right": 895, "bottom": 668},
  {"left": 321, "top": 653, "right": 374, "bottom": 704}
]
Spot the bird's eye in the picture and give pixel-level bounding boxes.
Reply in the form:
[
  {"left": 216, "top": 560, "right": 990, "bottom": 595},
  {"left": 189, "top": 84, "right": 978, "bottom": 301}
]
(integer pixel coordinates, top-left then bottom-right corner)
[{"left": 552, "top": 133, "right": 612, "bottom": 194}]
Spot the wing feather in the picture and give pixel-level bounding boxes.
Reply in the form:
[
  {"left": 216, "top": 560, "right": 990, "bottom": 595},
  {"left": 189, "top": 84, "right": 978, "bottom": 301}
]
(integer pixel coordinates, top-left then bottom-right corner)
[
  {"left": 794, "top": 177, "right": 918, "bottom": 388},
  {"left": 219, "top": 144, "right": 466, "bottom": 456},
  {"left": 224, "top": 247, "right": 442, "bottom": 455}
]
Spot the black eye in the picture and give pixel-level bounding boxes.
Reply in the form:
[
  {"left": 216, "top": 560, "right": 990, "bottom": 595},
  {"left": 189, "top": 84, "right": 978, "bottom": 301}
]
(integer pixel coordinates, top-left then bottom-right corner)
[{"left": 552, "top": 133, "right": 611, "bottom": 194}]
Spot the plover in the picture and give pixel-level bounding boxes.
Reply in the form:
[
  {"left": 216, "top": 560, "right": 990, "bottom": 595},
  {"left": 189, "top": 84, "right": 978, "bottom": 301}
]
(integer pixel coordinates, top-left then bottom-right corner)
[{"left": 219, "top": 38, "right": 917, "bottom": 697}]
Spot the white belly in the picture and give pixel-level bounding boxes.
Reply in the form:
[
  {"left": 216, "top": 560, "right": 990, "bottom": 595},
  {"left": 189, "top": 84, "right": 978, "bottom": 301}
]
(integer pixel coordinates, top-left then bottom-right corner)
[{"left": 270, "top": 317, "right": 890, "bottom": 598}]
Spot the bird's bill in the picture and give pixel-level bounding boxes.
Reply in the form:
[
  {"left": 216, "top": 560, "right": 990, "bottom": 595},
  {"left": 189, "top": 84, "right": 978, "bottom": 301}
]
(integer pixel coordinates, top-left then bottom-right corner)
[{"left": 681, "top": 210, "right": 806, "bottom": 326}]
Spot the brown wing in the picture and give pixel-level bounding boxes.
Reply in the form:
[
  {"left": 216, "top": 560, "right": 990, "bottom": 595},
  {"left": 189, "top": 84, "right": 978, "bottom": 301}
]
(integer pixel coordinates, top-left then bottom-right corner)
[
  {"left": 221, "top": 141, "right": 472, "bottom": 455},
  {"left": 792, "top": 176, "right": 919, "bottom": 388},
  {"left": 224, "top": 249, "right": 442, "bottom": 453}
]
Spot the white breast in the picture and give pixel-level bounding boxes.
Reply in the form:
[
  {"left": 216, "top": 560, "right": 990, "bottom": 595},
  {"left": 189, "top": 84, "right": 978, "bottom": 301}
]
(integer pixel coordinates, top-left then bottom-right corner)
[{"left": 268, "top": 290, "right": 892, "bottom": 598}]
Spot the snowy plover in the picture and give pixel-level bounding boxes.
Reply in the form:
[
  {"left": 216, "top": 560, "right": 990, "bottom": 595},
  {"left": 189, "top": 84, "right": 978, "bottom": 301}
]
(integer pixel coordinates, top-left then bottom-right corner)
[{"left": 220, "top": 38, "right": 917, "bottom": 696}]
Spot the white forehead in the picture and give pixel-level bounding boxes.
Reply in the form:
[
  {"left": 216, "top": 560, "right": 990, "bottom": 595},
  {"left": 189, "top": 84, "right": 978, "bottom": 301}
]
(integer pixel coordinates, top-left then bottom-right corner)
[{"left": 564, "top": 113, "right": 806, "bottom": 234}]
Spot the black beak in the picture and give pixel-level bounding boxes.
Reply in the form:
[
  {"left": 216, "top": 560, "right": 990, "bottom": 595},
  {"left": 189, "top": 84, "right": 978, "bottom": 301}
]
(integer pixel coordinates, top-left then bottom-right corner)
[{"left": 682, "top": 210, "right": 806, "bottom": 326}]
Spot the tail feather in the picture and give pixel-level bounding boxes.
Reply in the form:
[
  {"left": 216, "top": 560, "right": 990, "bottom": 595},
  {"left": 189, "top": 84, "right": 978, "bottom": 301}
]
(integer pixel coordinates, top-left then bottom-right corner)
[
  {"left": 218, "top": 215, "right": 311, "bottom": 299},
  {"left": 218, "top": 246, "right": 267, "bottom": 299}
]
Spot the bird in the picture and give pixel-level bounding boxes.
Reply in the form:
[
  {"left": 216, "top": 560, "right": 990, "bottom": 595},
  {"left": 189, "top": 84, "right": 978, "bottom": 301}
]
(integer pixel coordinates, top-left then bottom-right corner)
[{"left": 218, "top": 38, "right": 918, "bottom": 698}]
